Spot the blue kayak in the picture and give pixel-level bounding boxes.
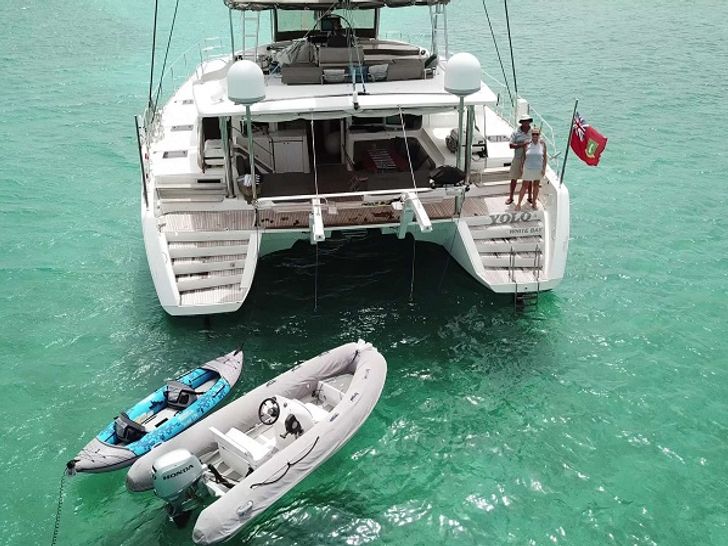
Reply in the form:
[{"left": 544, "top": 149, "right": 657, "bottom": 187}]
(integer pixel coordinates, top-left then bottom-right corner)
[{"left": 69, "top": 350, "right": 243, "bottom": 473}]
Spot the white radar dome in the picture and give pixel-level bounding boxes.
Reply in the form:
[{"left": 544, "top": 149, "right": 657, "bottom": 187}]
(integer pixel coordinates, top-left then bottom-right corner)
[
  {"left": 227, "top": 60, "right": 265, "bottom": 105},
  {"left": 444, "top": 53, "right": 482, "bottom": 97}
]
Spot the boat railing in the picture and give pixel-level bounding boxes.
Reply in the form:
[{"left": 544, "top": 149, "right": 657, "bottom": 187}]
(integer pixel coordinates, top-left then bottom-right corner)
[
  {"left": 379, "top": 30, "right": 432, "bottom": 45},
  {"left": 256, "top": 186, "right": 432, "bottom": 207},
  {"left": 480, "top": 70, "right": 561, "bottom": 173},
  {"left": 142, "top": 37, "right": 228, "bottom": 137}
]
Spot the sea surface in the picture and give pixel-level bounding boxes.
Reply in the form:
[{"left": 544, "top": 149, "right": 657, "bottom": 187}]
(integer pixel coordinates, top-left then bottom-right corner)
[{"left": 1, "top": 1, "right": 727, "bottom": 544}]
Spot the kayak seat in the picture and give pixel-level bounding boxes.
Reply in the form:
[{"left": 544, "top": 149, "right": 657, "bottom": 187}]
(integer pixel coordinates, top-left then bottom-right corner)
[
  {"left": 210, "top": 426, "right": 274, "bottom": 476},
  {"left": 114, "top": 412, "right": 148, "bottom": 443},
  {"left": 166, "top": 380, "right": 199, "bottom": 410}
]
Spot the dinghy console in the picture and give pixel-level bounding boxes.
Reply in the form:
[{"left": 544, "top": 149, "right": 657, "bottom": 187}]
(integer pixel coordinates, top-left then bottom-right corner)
[{"left": 259, "top": 395, "right": 324, "bottom": 449}]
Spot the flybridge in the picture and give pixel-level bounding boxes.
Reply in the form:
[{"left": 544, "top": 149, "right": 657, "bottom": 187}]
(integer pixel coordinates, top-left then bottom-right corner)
[{"left": 224, "top": 0, "right": 450, "bottom": 11}]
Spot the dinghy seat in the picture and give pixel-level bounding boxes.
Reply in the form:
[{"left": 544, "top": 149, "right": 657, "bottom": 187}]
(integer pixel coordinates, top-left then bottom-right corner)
[
  {"left": 114, "top": 412, "right": 148, "bottom": 443},
  {"left": 210, "top": 426, "right": 274, "bottom": 476},
  {"left": 166, "top": 380, "right": 199, "bottom": 410},
  {"left": 304, "top": 403, "right": 329, "bottom": 422},
  {"left": 316, "top": 381, "right": 345, "bottom": 407}
]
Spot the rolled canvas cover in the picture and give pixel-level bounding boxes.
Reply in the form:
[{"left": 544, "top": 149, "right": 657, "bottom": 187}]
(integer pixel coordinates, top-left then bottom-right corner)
[{"left": 126, "top": 341, "right": 387, "bottom": 545}]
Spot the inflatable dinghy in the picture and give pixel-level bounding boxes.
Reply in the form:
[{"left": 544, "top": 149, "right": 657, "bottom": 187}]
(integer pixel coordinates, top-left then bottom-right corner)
[
  {"left": 69, "top": 350, "right": 243, "bottom": 474},
  {"left": 126, "top": 340, "right": 386, "bottom": 545}
]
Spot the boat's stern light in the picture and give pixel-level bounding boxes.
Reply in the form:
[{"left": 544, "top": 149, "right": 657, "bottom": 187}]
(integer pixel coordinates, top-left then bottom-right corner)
[
  {"left": 227, "top": 60, "right": 266, "bottom": 202},
  {"left": 444, "top": 53, "right": 482, "bottom": 171}
]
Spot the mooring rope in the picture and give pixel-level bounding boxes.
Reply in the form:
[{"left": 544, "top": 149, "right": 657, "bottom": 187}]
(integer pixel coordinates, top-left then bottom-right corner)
[
  {"left": 397, "top": 106, "right": 418, "bottom": 190},
  {"left": 314, "top": 243, "right": 320, "bottom": 313},
  {"left": 409, "top": 235, "right": 416, "bottom": 301}
]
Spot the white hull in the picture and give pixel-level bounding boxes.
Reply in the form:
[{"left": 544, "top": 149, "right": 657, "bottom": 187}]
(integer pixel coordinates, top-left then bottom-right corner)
[{"left": 138, "top": 20, "right": 570, "bottom": 316}]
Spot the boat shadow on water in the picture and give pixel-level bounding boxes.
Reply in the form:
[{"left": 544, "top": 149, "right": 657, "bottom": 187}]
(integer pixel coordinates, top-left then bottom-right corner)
[{"left": 115, "top": 233, "right": 563, "bottom": 544}]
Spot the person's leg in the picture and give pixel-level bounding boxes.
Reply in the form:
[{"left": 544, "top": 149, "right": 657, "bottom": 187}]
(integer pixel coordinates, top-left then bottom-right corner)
[
  {"left": 532, "top": 181, "right": 540, "bottom": 208},
  {"left": 515, "top": 181, "right": 530, "bottom": 211},
  {"left": 506, "top": 179, "right": 517, "bottom": 204}
]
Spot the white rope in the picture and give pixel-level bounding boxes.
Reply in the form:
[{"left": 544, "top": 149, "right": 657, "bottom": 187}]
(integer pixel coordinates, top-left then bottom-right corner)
[
  {"left": 398, "top": 106, "right": 418, "bottom": 189},
  {"left": 309, "top": 118, "right": 320, "bottom": 196},
  {"left": 314, "top": 242, "right": 319, "bottom": 312},
  {"left": 409, "top": 235, "right": 416, "bottom": 301}
]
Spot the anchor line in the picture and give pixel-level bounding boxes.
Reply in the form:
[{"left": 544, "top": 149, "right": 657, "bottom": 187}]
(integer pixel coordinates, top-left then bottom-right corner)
[
  {"left": 398, "top": 106, "right": 418, "bottom": 191},
  {"left": 409, "top": 235, "right": 416, "bottom": 302},
  {"left": 314, "top": 243, "right": 319, "bottom": 313},
  {"left": 50, "top": 465, "right": 71, "bottom": 546}
]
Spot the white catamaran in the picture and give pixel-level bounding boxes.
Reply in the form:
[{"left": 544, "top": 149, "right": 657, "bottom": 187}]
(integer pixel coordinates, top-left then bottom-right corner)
[{"left": 136, "top": 0, "right": 569, "bottom": 316}]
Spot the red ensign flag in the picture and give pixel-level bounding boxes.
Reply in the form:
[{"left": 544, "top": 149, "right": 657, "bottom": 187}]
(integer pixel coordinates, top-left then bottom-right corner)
[{"left": 570, "top": 113, "right": 607, "bottom": 166}]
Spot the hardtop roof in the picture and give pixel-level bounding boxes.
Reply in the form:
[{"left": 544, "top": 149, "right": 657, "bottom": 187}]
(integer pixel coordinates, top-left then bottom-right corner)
[{"left": 224, "top": 0, "right": 449, "bottom": 11}]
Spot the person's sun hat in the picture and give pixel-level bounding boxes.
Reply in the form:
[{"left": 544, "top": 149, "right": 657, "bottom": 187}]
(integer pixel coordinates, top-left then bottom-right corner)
[{"left": 518, "top": 114, "right": 533, "bottom": 123}]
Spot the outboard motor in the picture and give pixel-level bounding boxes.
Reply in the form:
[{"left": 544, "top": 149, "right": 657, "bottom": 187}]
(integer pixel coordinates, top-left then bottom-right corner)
[{"left": 152, "top": 449, "right": 205, "bottom": 526}]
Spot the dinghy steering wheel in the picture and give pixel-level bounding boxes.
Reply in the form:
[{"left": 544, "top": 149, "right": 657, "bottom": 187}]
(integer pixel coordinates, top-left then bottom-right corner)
[{"left": 258, "top": 397, "right": 280, "bottom": 425}]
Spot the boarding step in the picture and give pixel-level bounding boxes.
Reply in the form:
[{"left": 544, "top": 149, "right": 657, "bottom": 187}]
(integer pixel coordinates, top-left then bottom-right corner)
[
  {"left": 482, "top": 254, "right": 543, "bottom": 269},
  {"left": 467, "top": 209, "right": 544, "bottom": 228},
  {"left": 471, "top": 222, "right": 544, "bottom": 240},
  {"left": 161, "top": 195, "right": 226, "bottom": 203},
  {"left": 156, "top": 181, "right": 226, "bottom": 190},
  {"left": 166, "top": 230, "right": 251, "bottom": 242},
  {"left": 473, "top": 167, "right": 511, "bottom": 185},
  {"left": 475, "top": 237, "right": 541, "bottom": 253},
  {"left": 176, "top": 271, "right": 244, "bottom": 292},
  {"left": 514, "top": 290, "right": 539, "bottom": 311},
  {"left": 179, "top": 285, "right": 243, "bottom": 306},
  {"left": 161, "top": 201, "right": 237, "bottom": 214},
  {"left": 168, "top": 243, "right": 249, "bottom": 259},
  {"left": 173, "top": 259, "right": 247, "bottom": 275},
  {"left": 157, "top": 190, "right": 226, "bottom": 200}
]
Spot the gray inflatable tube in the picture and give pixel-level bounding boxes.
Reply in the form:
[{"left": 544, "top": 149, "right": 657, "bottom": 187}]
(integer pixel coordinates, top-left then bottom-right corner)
[{"left": 126, "top": 340, "right": 387, "bottom": 545}]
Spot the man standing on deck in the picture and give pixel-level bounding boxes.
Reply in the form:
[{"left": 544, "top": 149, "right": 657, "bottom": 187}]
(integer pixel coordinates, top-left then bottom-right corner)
[{"left": 506, "top": 114, "right": 533, "bottom": 205}]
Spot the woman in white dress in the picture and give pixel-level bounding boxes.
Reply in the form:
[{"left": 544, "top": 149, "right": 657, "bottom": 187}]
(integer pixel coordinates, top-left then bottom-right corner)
[{"left": 516, "top": 127, "right": 547, "bottom": 211}]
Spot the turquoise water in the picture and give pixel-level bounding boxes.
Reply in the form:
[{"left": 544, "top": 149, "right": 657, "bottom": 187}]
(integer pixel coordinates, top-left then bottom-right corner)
[{"left": 2, "top": 1, "right": 727, "bottom": 544}]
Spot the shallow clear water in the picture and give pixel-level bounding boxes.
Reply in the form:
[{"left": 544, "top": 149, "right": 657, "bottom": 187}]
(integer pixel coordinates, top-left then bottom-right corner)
[{"left": 1, "top": 1, "right": 727, "bottom": 544}]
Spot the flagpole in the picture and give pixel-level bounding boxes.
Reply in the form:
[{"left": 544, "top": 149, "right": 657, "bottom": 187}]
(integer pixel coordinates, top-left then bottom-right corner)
[{"left": 559, "top": 98, "right": 579, "bottom": 186}]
